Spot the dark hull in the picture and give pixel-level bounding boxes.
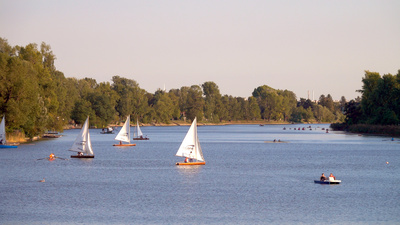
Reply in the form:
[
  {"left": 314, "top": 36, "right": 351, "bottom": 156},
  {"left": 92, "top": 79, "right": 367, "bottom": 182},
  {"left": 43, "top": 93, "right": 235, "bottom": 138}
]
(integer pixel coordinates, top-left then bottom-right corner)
[
  {"left": 71, "top": 155, "right": 94, "bottom": 158},
  {"left": 314, "top": 180, "right": 341, "bottom": 184},
  {"left": 133, "top": 137, "right": 149, "bottom": 140},
  {"left": 43, "top": 134, "right": 62, "bottom": 138}
]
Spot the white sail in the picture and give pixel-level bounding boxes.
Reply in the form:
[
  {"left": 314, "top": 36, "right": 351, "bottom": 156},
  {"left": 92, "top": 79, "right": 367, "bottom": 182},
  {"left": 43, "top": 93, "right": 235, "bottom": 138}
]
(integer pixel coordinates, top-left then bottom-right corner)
[
  {"left": 0, "top": 116, "right": 6, "bottom": 144},
  {"left": 69, "top": 117, "right": 94, "bottom": 155},
  {"left": 134, "top": 119, "right": 144, "bottom": 138},
  {"left": 115, "top": 116, "right": 130, "bottom": 143},
  {"left": 175, "top": 117, "right": 205, "bottom": 162}
]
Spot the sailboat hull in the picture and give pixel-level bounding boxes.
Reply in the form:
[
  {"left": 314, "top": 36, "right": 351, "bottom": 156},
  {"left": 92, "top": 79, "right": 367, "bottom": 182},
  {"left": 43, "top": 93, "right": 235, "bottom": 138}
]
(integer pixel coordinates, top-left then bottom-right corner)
[
  {"left": 133, "top": 137, "right": 149, "bottom": 140},
  {"left": 71, "top": 155, "right": 94, "bottom": 158},
  {"left": 113, "top": 143, "right": 136, "bottom": 146},
  {"left": 0, "top": 145, "right": 18, "bottom": 148},
  {"left": 176, "top": 161, "right": 206, "bottom": 166}
]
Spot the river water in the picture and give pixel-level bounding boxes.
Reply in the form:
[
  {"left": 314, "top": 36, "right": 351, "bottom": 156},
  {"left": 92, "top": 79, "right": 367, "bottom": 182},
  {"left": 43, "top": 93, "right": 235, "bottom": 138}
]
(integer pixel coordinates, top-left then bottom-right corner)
[{"left": 0, "top": 124, "right": 399, "bottom": 224}]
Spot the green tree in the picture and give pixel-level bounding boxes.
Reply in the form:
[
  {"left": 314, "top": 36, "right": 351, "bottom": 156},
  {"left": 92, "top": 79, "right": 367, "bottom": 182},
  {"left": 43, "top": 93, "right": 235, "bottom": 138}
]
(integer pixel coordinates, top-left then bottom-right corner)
[
  {"left": 153, "top": 90, "right": 175, "bottom": 123},
  {"left": 88, "top": 82, "right": 118, "bottom": 127},
  {"left": 71, "top": 99, "right": 95, "bottom": 125},
  {"left": 248, "top": 96, "right": 261, "bottom": 120},
  {"left": 185, "top": 85, "right": 204, "bottom": 121},
  {"left": 359, "top": 71, "right": 381, "bottom": 123},
  {"left": 202, "top": 81, "right": 222, "bottom": 122}
]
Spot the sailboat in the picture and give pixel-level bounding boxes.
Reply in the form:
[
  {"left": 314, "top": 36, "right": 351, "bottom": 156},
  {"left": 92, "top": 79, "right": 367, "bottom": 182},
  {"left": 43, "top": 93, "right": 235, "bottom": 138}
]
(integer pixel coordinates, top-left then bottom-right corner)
[
  {"left": 113, "top": 116, "right": 136, "bottom": 146},
  {"left": 175, "top": 117, "right": 205, "bottom": 165},
  {"left": 69, "top": 116, "right": 94, "bottom": 158},
  {"left": 0, "top": 115, "right": 17, "bottom": 148},
  {"left": 133, "top": 119, "right": 149, "bottom": 140}
]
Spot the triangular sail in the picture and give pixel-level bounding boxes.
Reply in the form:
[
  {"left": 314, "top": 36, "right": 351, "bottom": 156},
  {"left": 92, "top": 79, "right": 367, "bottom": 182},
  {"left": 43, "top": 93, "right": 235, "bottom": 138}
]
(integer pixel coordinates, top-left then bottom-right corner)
[
  {"left": 175, "top": 117, "right": 205, "bottom": 162},
  {"left": 0, "top": 116, "right": 6, "bottom": 144},
  {"left": 134, "top": 119, "right": 144, "bottom": 138},
  {"left": 69, "top": 117, "right": 94, "bottom": 155},
  {"left": 115, "top": 116, "right": 130, "bottom": 143}
]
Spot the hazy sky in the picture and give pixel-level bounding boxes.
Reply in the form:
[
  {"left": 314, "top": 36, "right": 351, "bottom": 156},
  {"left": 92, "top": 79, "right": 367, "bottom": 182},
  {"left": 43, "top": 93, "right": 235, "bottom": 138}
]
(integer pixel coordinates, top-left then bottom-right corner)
[{"left": 1, "top": 0, "right": 399, "bottom": 101}]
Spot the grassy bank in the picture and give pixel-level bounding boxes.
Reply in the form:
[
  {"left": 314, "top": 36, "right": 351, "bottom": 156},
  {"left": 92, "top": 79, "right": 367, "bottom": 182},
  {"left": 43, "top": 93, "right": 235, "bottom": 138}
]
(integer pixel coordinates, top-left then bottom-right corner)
[{"left": 6, "top": 131, "right": 28, "bottom": 143}]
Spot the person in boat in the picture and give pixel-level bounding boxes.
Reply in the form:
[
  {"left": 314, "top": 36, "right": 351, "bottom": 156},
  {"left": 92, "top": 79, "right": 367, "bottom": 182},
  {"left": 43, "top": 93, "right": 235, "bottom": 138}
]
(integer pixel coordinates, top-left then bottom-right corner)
[
  {"left": 273, "top": 139, "right": 276, "bottom": 142},
  {"left": 184, "top": 157, "right": 189, "bottom": 163},
  {"left": 320, "top": 173, "right": 326, "bottom": 181},
  {"left": 49, "top": 153, "right": 55, "bottom": 160},
  {"left": 0, "top": 139, "right": 3, "bottom": 144},
  {"left": 329, "top": 173, "right": 336, "bottom": 180},
  {"left": 78, "top": 152, "right": 83, "bottom": 156}
]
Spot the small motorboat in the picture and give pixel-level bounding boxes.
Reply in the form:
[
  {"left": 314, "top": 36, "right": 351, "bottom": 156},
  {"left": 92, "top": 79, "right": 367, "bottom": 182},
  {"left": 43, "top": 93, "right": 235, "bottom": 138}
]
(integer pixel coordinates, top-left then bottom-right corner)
[
  {"left": 314, "top": 177, "right": 341, "bottom": 184},
  {"left": 100, "top": 127, "right": 114, "bottom": 134}
]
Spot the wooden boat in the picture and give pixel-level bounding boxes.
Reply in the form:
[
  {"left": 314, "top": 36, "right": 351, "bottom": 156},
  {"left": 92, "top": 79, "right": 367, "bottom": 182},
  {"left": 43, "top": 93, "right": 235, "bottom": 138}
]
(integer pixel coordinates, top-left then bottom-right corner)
[
  {"left": 0, "top": 115, "right": 18, "bottom": 148},
  {"left": 133, "top": 119, "right": 149, "bottom": 140},
  {"left": 314, "top": 177, "right": 341, "bottom": 184},
  {"left": 113, "top": 115, "right": 136, "bottom": 146},
  {"left": 175, "top": 117, "right": 206, "bottom": 166},
  {"left": 69, "top": 117, "right": 94, "bottom": 158}
]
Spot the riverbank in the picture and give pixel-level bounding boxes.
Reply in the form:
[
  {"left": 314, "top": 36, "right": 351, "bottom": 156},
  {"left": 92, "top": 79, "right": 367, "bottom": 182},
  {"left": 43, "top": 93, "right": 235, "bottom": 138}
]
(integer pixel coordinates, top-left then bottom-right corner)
[
  {"left": 8, "top": 120, "right": 323, "bottom": 143},
  {"left": 118, "top": 119, "right": 293, "bottom": 127},
  {"left": 330, "top": 123, "right": 400, "bottom": 137}
]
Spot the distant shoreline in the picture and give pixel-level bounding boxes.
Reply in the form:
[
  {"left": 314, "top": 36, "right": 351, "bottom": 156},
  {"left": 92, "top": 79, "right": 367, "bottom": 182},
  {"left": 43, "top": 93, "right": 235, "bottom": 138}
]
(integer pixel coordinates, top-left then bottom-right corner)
[
  {"left": 331, "top": 123, "right": 400, "bottom": 137},
  {"left": 9, "top": 120, "right": 330, "bottom": 144},
  {"left": 108, "top": 120, "right": 329, "bottom": 127}
]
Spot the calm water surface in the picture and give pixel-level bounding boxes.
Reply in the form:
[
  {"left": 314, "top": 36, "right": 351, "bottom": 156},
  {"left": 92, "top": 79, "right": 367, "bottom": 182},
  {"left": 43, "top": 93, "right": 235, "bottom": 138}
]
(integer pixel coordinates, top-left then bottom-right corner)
[{"left": 1, "top": 124, "right": 399, "bottom": 224}]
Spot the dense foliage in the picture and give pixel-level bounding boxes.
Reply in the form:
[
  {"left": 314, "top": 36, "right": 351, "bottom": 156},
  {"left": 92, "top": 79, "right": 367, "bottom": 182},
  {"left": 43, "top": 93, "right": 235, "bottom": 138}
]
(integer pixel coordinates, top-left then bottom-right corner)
[
  {"left": 342, "top": 70, "right": 400, "bottom": 126},
  {"left": 331, "top": 70, "right": 400, "bottom": 136},
  {"left": 0, "top": 39, "right": 344, "bottom": 138}
]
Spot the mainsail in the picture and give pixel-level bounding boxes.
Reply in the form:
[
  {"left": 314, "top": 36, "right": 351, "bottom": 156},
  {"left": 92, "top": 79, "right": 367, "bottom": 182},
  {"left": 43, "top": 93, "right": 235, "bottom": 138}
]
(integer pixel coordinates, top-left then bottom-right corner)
[
  {"left": 115, "top": 116, "right": 131, "bottom": 143},
  {"left": 134, "top": 119, "right": 144, "bottom": 138},
  {"left": 0, "top": 116, "right": 6, "bottom": 144},
  {"left": 69, "top": 116, "right": 93, "bottom": 155},
  {"left": 175, "top": 117, "right": 205, "bottom": 162}
]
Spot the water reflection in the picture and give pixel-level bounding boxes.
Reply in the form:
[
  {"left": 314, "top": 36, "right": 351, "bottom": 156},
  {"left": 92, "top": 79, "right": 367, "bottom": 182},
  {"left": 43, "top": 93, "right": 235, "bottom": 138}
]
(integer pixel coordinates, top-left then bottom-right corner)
[{"left": 176, "top": 165, "right": 203, "bottom": 177}]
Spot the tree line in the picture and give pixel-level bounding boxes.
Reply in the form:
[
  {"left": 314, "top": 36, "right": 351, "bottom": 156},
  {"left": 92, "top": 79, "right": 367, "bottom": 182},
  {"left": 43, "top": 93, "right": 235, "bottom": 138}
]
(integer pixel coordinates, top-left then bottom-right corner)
[
  {"left": 0, "top": 38, "right": 345, "bottom": 138},
  {"left": 331, "top": 70, "right": 400, "bottom": 135}
]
